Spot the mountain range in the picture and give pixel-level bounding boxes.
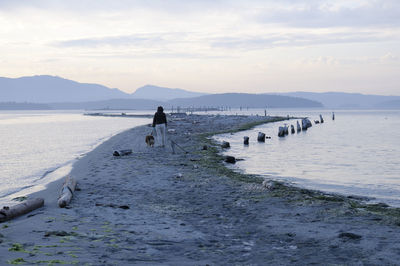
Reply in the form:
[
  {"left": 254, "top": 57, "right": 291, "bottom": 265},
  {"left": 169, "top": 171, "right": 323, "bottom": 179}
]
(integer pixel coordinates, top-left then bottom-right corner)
[{"left": 1, "top": 75, "right": 399, "bottom": 110}]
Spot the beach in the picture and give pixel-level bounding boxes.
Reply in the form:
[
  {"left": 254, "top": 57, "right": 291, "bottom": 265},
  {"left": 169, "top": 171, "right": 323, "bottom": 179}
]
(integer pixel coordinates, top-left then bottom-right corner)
[{"left": 1, "top": 114, "right": 400, "bottom": 265}]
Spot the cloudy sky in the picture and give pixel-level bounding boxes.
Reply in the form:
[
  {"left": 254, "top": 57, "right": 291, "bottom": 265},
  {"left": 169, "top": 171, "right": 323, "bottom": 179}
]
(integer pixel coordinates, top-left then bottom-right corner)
[{"left": 1, "top": 0, "right": 399, "bottom": 95}]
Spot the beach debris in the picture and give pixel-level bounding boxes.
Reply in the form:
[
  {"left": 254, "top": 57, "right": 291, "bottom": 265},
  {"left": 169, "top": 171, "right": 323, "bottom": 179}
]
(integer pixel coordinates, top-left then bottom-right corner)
[
  {"left": 0, "top": 198, "right": 44, "bottom": 222},
  {"left": 175, "top": 173, "right": 183, "bottom": 178},
  {"left": 290, "top": 125, "right": 295, "bottom": 134},
  {"left": 314, "top": 120, "right": 320, "bottom": 124},
  {"left": 95, "top": 203, "right": 130, "bottom": 209},
  {"left": 301, "top": 118, "right": 312, "bottom": 130},
  {"left": 296, "top": 121, "right": 301, "bottom": 132},
  {"left": 243, "top": 136, "right": 249, "bottom": 145},
  {"left": 167, "top": 128, "right": 176, "bottom": 134},
  {"left": 221, "top": 141, "right": 230, "bottom": 148},
  {"left": 202, "top": 145, "right": 208, "bottom": 150},
  {"left": 225, "top": 156, "right": 236, "bottom": 164},
  {"left": 113, "top": 149, "right": 133, "bottom": 156},
  {"left": 257, "top": 132, "right": 266, "bottom": 142},
  {"left": 58, "top": 176, "right": 77, "bottom": 208},
  {"left": 262, "top": 180, "right": 279, "bottom": 190},
  {"left": 320, "top": 114, "right": 324, "bottom": 123},
  {"left": 338, "top": 232, "right": 362, "bottom": 240}
]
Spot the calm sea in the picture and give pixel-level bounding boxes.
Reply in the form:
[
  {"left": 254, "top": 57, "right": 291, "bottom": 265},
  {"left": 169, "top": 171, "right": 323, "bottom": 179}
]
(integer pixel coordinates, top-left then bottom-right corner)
[
  {"left": 0, "top": 110, "right": 151, "bottom": 205},
  {"left": 214, "top": 109, "right": 400, "bottom": 207}
]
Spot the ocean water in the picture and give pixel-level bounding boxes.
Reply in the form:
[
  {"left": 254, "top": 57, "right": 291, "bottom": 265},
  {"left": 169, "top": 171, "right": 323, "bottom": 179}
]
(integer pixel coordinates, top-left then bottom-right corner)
[
  {"left": 214, "top": 109, "right": 400, "bottom": 207},
  {"left": 0, "top": 110, "right": 151, "bottom": 205}
]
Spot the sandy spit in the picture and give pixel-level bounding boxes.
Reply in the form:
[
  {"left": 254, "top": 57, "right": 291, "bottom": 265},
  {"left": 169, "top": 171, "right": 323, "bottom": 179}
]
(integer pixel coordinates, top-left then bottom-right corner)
[{"left": 1, "top": 114, "right": 400, "bottom": 265}]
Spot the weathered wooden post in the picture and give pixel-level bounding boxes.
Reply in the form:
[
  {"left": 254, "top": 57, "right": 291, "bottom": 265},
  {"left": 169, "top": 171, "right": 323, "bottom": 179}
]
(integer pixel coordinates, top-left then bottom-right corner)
[
  {"left": 291, "top": 125, "right": 295, "bottom": 134},
  {"left": 320, "top": 114, "right": 324, "bottom": 123},
  {"left": 278, "top": 126, "right": 285, "bottom": 137},
  {"left": 284, "top": 125, "right": 289, "bottom": 135},
  {"left": 332, "top": 112, "right": 335, "bottom": 120},
  {"left": 257, "top": 132, "right": 266, "bottom": 142},
  {"left": 243, "top": 136, "right": 249, "bottom": 145},
  {"left": 297, "top": 121, "right": 301, "bottom": 132}
]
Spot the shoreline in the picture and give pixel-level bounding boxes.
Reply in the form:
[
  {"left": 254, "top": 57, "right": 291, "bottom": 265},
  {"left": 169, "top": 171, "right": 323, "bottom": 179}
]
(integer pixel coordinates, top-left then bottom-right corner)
[{"left": 1, "top": 114, "right": 400, "bottom": 265}]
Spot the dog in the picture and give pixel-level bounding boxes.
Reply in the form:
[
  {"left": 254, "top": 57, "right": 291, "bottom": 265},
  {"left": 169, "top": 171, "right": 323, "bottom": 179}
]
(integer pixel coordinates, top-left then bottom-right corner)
[{"left": 145, "top": 134, "right": 155, "bottom": 147}]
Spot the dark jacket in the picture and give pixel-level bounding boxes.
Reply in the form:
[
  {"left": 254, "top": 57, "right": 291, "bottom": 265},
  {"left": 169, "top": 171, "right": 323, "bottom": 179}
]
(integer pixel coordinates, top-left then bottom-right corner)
[{"left": 152, "top": 111, "right": 167, "bottom": 127}]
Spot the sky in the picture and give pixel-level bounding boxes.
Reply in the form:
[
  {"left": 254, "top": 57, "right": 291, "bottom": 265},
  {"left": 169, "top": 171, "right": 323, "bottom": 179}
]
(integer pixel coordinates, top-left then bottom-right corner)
[{"left": 0, "top": 0, "right": 399, "bottom": 95}]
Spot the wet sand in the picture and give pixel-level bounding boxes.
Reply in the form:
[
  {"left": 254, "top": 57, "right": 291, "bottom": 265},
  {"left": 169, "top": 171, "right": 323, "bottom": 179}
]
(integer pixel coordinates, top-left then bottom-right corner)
[{"left": 1, "top": 114, "right": 400, "bottom": 265}]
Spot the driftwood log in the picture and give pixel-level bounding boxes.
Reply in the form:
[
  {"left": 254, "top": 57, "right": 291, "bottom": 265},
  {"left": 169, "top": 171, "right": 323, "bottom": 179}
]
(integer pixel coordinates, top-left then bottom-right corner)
[
  {"left": 0, "top": 198, "right": 44, "bottom": 222},
  {"left": 58, "top": 176, "right": 77, "bottom": 208}
]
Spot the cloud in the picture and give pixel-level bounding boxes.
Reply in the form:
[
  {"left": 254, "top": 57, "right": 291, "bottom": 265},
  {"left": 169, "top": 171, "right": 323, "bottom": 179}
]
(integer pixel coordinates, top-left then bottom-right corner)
[
  {"left": 210, "top": 31, "right": 399, "bottom": 50},
  {"left": 53, "top": 34, "right": 166, "bottom": 48},
  {"left": 252, "top": 0, "right": 400, "bottom": 28}
]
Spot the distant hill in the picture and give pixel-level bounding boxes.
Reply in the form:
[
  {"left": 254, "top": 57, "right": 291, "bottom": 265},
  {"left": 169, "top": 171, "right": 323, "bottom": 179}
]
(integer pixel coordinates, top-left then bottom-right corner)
[
  {"left": 375, "top": 100, "right": 400, "bottom": 109},
  {"left": 0, "top": 102, "right": 51, "bottom": 110},
  {"left": 168, "top": 93, "right": 323, "bottom": 108},
  {"left": 49, "top": 99, "right": 165, "bottom": 110},
  {"left": 0, "top": 75, "right": 129, "bottom": 103},
  {"left": 132, "top": 85, "right": 207, "bottom": 101},
  {"left": 276, "top": 92, "right": 400, "bottom": 109}
]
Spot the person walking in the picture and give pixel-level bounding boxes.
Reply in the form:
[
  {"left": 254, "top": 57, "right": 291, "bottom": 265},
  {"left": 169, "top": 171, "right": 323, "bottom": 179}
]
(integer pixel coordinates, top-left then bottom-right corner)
[{"left": 152, "top": 106, "right": 167, "bottom": 147}]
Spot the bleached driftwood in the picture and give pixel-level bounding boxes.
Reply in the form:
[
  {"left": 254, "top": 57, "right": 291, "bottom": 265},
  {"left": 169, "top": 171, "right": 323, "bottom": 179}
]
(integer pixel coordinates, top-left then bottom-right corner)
[
  {"left": 58, "top": 176, "right": 77, "bottom": 208},
  {"left": 0, "top": 198, "right": 44, "bottom": 222}
]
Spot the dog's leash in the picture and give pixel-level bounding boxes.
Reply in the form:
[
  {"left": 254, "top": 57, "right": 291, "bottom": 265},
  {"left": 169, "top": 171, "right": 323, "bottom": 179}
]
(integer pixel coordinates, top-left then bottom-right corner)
[{"left": 170, "top": 139, "right": 189, "bottom": 154}]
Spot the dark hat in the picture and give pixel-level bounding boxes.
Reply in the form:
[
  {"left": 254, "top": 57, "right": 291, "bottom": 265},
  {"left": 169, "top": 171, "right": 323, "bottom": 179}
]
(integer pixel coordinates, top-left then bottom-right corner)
[{"left": 157, "top": 106, "right": 164, "bottom": 112}]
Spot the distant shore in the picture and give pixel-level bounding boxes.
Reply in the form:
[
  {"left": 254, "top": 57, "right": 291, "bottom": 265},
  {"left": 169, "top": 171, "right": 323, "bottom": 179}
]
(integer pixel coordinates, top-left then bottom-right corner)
[{"left": 1, "top": 114, "right": 400, "bottom": 265}]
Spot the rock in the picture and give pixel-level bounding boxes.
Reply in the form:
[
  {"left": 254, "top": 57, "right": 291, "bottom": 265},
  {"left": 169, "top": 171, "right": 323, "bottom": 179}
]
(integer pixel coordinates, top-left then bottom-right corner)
[
  {"left": 302, "top": 118, "right": 312, "bottom": 130},
  {"left": 258, "top": 132, "right": 266, "bottom": 142},
  {"left": 202, "top": 145, "right": 208, "bottom": 150},
  {"left": 243, "top": 136, "right": 249, "bottom": 145},
  {"left": 262, "top": 180, "right": 278, "bottom": 190},
  {"left": 113, "top": 149, "right": 132, "bottom": 156},
  {"left": 221, "top": 141, "right": 230, "bottom": 148},
  {"left": 176, "top": 173, "right": 183, "bottom": 178},
  {"left": 338, "top": 232, "right": 362, "bottom": 240},
  {"left": 225, "top": 156, "right": 236, "bottom": 164}
]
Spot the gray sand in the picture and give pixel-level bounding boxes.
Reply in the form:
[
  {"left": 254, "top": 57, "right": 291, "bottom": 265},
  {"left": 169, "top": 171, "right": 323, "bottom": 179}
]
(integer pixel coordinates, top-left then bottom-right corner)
[{"left": 1, "top": 114, "right": 400, "bottom": 265}]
